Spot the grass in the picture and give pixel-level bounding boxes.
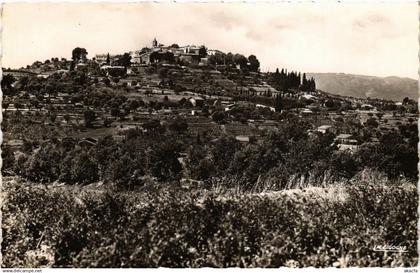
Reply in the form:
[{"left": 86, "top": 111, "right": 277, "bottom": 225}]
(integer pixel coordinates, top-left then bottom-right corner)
[{"left": 1, "top": 175, "right": 417, "bottom": 268}]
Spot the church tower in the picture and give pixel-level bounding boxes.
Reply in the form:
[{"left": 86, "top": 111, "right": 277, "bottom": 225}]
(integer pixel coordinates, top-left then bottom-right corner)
[{"left": 153, "top": 37, "right": 158, "bottom": 47}]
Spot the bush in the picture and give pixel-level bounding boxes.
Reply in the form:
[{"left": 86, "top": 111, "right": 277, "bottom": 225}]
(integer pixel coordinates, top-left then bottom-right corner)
[
  {"left": 24, "top": 143, "right": 62, "bottom": 182},
  {"left": 2, "top": 179, "right": 417, "bottom": 267}
]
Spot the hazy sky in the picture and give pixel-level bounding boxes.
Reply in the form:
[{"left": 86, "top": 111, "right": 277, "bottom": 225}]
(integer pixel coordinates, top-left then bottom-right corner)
[{"left": 2, "top": 2, "right": 418, "bottom": 78}]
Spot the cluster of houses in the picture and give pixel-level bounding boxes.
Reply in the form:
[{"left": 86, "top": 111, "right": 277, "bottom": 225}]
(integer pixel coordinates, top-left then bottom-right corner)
[
  {"left": 93, "top": 38, "right": 223, "bottom": 69},
  {"left": 313, "top": 125, "right": 358, "bottom": 152}
]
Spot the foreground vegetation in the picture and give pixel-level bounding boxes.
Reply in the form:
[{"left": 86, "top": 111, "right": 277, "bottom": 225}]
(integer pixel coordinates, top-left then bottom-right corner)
[{"left": 2, "top": 173, "right": 417, "bottom": 268}]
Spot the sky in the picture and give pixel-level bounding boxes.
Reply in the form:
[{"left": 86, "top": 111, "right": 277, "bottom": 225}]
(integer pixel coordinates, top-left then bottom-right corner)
[{"left": 1, "top": 2, "right": 418, "bottom": 79}]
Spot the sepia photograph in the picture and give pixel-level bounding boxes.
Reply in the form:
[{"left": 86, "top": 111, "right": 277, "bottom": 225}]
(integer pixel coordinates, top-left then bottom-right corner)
[{"left": 0, "top": 2, "right": 418, "bottom": 269}]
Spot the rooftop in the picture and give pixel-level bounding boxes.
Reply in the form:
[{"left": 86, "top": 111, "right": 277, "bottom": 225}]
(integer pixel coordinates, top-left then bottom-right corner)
[
  {"left": 336, "top": 134, "right": 353, "bottom": 139},
  {"left": 318, "top": 125, "right": 332, "bottom": 129}
]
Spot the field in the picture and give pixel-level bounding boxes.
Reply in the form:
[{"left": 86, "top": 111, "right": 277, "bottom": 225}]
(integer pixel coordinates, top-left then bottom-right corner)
[{"left": 2, "top": 175, "right": 417, "bottom": 268}]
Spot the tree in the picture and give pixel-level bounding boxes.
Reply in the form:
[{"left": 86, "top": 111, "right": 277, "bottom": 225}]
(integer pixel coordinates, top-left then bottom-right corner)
[
  {"left": 106, "top": 53, "right": 110, "bottom": 64},
  {"left": 248, "top": 55, "right": 260, "bottom": 72},
  {"left": 15, "top": 76, "right": 29, "bottom": 90},
  {"left": 376, "top": 112, "right": 384, "bottom": 120},
  {"left": 140, "top": 47, "right": 149, "bottom": 54},
  {"left": 24, "top": 142, "right": 62, "bottom": 182},
  {"left": 168, "top": 118, "right": 188, "bottom": 133},
  {"left": 365, "top": 117, "right": 379, "bottom": 128},
  {"left": 116, "top": 53, "right": 132, "bottom": 69},
  {"left": 84, "top": 110, "right": 96, "bottom": 128},
  {"left": 149, "top": 140, "right": 182, "bottom": 181},
  {"left": 64, "top": 114, "right": 71, "bottom": 124},
  {"left": 325, "top": 99, "right": 339, "bottom": 109},
  {"left": 103, "top": 77, "right": 111, "bottom": 86},
  {"left": 29, "top": 99, "right": 39, "bottom": 110},
  {"left": 112, "top": 77, "right": 120, "bottom": 84},
  {"left": 309, "top": 78, "right": 316, "bottom": 92},
  {"left": 70, "top": 150, "right": 99, "bottom": 184},
  {"left": 72, "top": 47, "right": 88, "bottom": 62},
  {"left": 158, "top": 68, "right": 169, "bottom": 79},
  {"left": 142, "top": 119, "right": 162, "bottom": 133},
  {"left": 95, "top": 136, "right": 119, "bottom": 171},
  {"left": 162, "top": 52, "right": 175, "bottom": 63},
  {"left": 300, "top": 73, "right": 308, "bottom": 91},
  {"left": 1, "top": 74, "right": 16, "bottom": 89},
  {"left": 129, "top": 100, "right": 140, "bottom": 110},
  {"left": 14, "top": 102, "right": 23, "bottom": 110},
  {"left": 74, "top": 72, "right": 88, "bottom": 85},
  {"left": 49, "top": 112, "right": 57, "bottom": 123},
  {"left": 208, "top": 53, "right": 225, "bottom": 66},
  {"left": 210, "top": 135, "right": 241, "bottom": 172},
  {"left": 355, "top": 131, "right": 417, "bottom": 179},
  {"left": 118, "top": 109, "right": 129, "bottom": 121},
  {"left": 14, "top": 152, "right": 28, "bottom": 175},
  {"left": 274, "top": 95, "right": 283, "bottom": 112},
  {"left": 199, "top": 46, "right": 208, "bottom": 58},
  {"left": 185, "top": 145, "right": 214, "bottom": 180},
  {"left": 211, "top": 111, "right": 227, "bottom": 124},
  {"left": 330, "top": 151, "right": 359, "bottom": 179},
  {"left": 233, "top": 54, "right": 248, "bottom": 69},
  {"left": 150, "top": 51, "right": 160, "bottom": 63},
  {"left": 2, "top": 146, "right": 15, "bottom": 171},
  {"left": 225, "top": 52, "right": 234, "bottom": 66},
  {"left": 105, "top": 152, "right": 145, "bottom": 188}
]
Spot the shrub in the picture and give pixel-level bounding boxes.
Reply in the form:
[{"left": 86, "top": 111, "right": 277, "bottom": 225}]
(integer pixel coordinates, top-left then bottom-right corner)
[{"left": 2, "top": 179, "right": 417, "bottom": 268}]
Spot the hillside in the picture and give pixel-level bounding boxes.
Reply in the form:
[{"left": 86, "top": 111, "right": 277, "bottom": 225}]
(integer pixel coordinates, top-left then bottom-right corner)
[{"left": 307, "top": 73, "right": 417, "bottom": 101}]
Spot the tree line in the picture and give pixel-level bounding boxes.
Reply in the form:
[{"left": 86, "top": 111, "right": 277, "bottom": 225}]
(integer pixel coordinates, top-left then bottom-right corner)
[
  {"left": 3, "top": 115, "right": 417, "bottom": 190},
  {"left": 270, "top": 68, "right": 316, "bottom": 92}
]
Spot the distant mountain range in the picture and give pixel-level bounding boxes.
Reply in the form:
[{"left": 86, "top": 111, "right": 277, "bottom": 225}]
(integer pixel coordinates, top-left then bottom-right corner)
[{"left": 306, "top": 73, "right": 418, "bottom": 101}]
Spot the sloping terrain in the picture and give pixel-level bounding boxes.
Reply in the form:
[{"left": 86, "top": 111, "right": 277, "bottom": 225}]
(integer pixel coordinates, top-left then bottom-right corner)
[{"left": 307, "top": 73, "right": 417, "bottom": 101}]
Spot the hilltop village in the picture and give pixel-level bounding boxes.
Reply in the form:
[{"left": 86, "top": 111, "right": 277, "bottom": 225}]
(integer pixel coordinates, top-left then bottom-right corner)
[{"left": 2, "top": 38, "right": 418, "bottom": 186}]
